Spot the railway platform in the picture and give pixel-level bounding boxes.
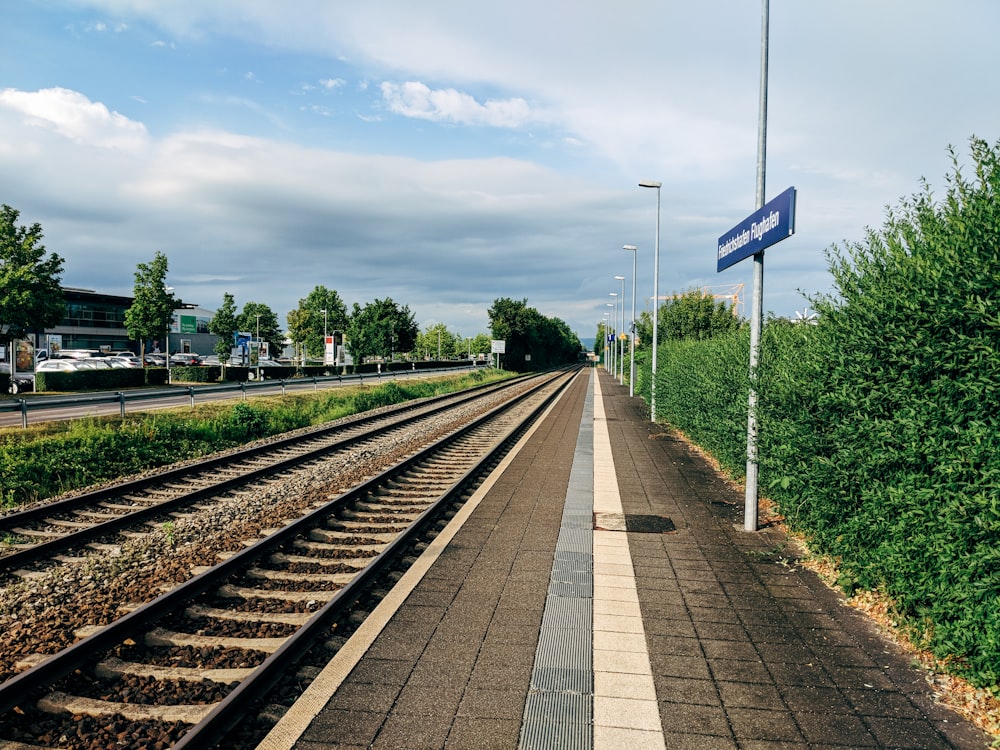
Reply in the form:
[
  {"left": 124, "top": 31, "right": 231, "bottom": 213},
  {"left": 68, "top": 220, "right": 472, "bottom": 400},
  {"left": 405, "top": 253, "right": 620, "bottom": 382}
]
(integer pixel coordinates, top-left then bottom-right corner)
[{"left": 258, "top": 367, "right": 990, "bottom": 749}]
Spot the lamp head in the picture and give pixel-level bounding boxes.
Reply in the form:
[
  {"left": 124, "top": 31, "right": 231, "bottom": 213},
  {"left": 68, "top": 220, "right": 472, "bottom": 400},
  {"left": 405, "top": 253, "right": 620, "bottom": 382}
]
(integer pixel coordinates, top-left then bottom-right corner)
[
  {"left": 623, "top": 244, "right": 637, "bottom": 251},
  {"left": 639, "top": 180, "right": 662, "bottom": 189}
]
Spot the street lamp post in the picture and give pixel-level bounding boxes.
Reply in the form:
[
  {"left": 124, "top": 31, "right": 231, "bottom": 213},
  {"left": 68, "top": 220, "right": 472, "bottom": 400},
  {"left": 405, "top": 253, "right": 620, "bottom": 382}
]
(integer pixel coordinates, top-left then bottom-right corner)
[
  {"left": 164, "top": 285, "right": 174, "bottom": 385},
  {"left": 639, "top": 180, "right": 662, "bottom": 422},
  {"left": 603, "top": 312, "right": 610, "bottom": 371},
  {"left": 165, "top": 320, "right": 170, "bottom": 385},
  {"left": 615, "top": 276, "right": 625, "bottom": 385},
  {"left": 607, "top": 300, "right": 616, "bottom": 378},
  {"left": 255, "top": 314, "right": 261, "bottom": 381},
  {"left": 623, "top": 245, "right": 637, "bottom": 396}
]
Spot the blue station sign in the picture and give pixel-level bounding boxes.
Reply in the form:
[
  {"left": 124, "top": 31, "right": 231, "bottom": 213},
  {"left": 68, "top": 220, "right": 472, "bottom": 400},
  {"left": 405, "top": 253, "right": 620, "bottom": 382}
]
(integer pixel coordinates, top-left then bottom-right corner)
[{"left": 717, "top": 186, "right": 796, "bottom": 272}]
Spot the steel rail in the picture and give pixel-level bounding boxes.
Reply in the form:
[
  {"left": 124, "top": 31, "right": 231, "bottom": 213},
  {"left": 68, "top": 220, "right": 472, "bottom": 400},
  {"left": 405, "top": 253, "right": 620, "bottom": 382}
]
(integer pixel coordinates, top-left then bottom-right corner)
[
  {"left": 174, "top": 366, "right": 581, "bottom": 748},
  {"left": 0, "top": 365, "right": 479, "bottom": 428},
  {"left": 0, "top": 367, "right": 578, "bottom": 722},
  {"left": 0, "top": 373, "right": 521, "bottom": 531},
  {"left": 0, "top": 375, "right": 530, "bottom": 574}
]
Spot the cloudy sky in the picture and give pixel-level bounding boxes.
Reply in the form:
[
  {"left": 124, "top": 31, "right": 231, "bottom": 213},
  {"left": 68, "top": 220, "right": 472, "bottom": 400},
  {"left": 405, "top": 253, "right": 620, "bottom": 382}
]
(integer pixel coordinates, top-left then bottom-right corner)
[{"left": 2, "top": 1, "right": 998, "bottom": 344}]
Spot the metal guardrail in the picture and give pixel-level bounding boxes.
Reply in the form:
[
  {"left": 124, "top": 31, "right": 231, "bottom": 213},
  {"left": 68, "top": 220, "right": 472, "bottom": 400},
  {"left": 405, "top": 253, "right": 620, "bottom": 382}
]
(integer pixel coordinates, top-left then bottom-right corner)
[{"left": 0, "top": 365, "right": 476, "bottom": 428}]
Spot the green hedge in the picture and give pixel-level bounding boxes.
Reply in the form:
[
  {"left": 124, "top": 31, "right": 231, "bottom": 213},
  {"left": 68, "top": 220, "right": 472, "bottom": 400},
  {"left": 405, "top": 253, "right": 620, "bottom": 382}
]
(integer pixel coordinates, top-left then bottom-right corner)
[
  {"left": 35, "top": 368, "right": 145, "bottom": 392},
  {"left": 652, "top": 331, "right": 749, "bottom": 478},
  {"left": 170, "top": 365, "right": 221, "bottom": 383},
  {"left": 641, "top": 138, "right": 1000, "bottom": 689}
]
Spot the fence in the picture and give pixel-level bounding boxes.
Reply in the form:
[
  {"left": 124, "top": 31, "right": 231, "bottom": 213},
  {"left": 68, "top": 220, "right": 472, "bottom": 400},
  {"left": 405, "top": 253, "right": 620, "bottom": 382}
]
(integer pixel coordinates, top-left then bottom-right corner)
[{"left": 0, "top": 365, "right": 475, "bottom": 429}]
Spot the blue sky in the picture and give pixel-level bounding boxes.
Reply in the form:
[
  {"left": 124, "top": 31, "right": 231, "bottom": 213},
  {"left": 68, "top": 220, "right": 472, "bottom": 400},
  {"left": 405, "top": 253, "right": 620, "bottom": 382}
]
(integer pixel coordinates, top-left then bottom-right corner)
[{"left": 3, "top": 1, "right": 999, "bottom": 344}]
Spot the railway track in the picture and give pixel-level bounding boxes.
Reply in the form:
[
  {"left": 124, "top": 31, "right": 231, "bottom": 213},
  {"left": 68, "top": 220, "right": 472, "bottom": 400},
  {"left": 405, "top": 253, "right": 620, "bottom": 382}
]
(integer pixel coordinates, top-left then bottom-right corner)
[
  {"left": 0, "top": 373, "right": 532, "bottom": 578},
  {"left": 0, "top": 366, "right": 580, "bottom": 748}
]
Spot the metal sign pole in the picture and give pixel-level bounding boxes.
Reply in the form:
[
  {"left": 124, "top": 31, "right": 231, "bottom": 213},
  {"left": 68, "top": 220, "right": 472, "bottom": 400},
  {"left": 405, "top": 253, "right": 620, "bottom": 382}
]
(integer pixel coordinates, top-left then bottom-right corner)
[{"left": 744, "top": 0, "right": 769, "bottom": 531}]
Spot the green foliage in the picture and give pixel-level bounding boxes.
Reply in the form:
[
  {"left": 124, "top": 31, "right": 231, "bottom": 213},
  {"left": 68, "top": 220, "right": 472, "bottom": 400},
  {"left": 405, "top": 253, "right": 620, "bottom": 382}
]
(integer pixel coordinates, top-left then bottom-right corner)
[
  {"left": 652, "top": 329, "right": 749, "bottom": 477},
  {"left": 659, "top": 289, "right": 742, "bottom": 341},
  {"left": 346, "top": 298, "right": 418, "bottom": 363},
  {"left": 237, "top": 301, "right": 283, "bottom": 362},
  {"left": 170, "top": 365, "right": 221, "bottom": 383},
  {"left": 638, "top": 137, "right": 1000, "bottom": 689},
  {"left": 772, "top": 137, "right": 1000, "bottom": 685},
  {"left": 0, "top": 370, "right": 508, "bottom": 508},
  {"left": 0, "top": 204, "right": 66, "bottom": 350},
  {"left": 469, "top": 333, "right": 492, "bottom": 359},
  {"left": 488, "top": 297, "right": 581, "bottom": 371},
  {"left": 35, "top": 367, "right": 148, "bottom": 392},
  {"left": 124, "top": 251, "right": 176, "bottom": 363},
  {"left": 225, "top": 402, "right": 269, "bottom": 440},
  {"left": 415, "top": 323, "right": 462, "bottom": 359},
  {"left": 286, "top": 286, "right": 349, "bottom": 360},
  {"left": 209, "top": 293, "right": 239, "bottom": 364},
  {"left": 0, "top": 415, "right": 218, "bottom": 505},
  {"left": 353, "top": 381, "right": 405, "bottom": 412}
]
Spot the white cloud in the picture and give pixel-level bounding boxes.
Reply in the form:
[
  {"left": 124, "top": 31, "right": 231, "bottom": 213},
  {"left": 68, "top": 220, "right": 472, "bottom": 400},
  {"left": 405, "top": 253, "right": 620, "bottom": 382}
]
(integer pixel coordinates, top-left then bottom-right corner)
[
  {"left": 0, "top": 86, "right": 626, "bottom": 335},
  {"left": 6, "top": 1, "right": 1000, "bottom": 336},
  {"left": 0, "top": 87, "right": 148, "bottom": 150},
  {"left": 380, "top": 82, "right": 533, "bottom": 128}
]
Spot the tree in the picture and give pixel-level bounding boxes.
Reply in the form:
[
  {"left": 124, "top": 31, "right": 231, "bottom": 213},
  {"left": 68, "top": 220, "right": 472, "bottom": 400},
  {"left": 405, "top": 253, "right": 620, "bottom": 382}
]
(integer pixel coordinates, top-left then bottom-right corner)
[
  {"left": 208, "top": 293, "right": 238, "bottom": 368},
  {"left": 124, "top": 251, "right": 177, "bottom": 366},
  {"left": 632, "top": 290, "right": 741, "bottom": 352},
  {"left": 594, "top": 320, "right": 611, "bottom": 361},
  {"left": 287, "top": 286, "right": 348, "bottom": 361},
  {"left": 470, "top": 333, "right": 491, "bottom": 360},
  {"left": 346, "top": 298, "right": 418, "bottom": 363},
  {"left": 659, "top": 289, "right": 742, "bottom": 341},
  {"left": 415, "top": 323, "right": 460, "bottom": 359},
  {"left": 488, "top": 297, "right": 581, "bottom": 371},
  {"left": 0, "top": 205, "right": 65, "bottom": 381},
  {"left": 237, "top": 302, "right": 282, "bottom": 362}
]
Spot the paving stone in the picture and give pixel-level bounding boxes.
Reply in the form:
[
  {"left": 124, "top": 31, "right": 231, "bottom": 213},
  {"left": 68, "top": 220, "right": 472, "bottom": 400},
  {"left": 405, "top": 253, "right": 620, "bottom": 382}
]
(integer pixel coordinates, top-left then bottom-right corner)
[{"left": 280, "top": 370, "right": 991, "bottom": 750}]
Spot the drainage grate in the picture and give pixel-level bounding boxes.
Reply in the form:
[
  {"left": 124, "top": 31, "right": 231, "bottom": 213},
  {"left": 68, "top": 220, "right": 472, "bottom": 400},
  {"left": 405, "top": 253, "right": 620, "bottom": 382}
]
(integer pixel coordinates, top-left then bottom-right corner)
[{"left": 593, "top": 512, "right": 676, "bottom": 533}]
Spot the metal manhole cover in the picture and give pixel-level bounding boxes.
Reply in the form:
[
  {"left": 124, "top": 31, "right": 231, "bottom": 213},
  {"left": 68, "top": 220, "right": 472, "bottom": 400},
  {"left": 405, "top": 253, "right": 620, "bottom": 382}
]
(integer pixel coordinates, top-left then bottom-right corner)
[{"left": 593, "top": 513, "right": 675, "bottom": 533}]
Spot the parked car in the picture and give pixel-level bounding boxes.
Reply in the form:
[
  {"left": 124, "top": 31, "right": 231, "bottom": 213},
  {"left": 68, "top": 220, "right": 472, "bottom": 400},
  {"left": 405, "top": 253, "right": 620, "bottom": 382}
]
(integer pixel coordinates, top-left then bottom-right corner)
[
  {"left": 109, "top": 355, "right": 142, "bottom": 368},
  {"left": 56, "top": 349, "right": 107, "bottom": 360},
  {"left": 144, "top": 354, "right": 166, "bottom": 366},
  {"left": 73, "top": 359, "right": 112, "bottom": 370},
  {"left": 169, "top": 353, "right": 203, "bottom": 366},
  {"left": 35, "top": 359, "right": 80, "bottom": 372}
]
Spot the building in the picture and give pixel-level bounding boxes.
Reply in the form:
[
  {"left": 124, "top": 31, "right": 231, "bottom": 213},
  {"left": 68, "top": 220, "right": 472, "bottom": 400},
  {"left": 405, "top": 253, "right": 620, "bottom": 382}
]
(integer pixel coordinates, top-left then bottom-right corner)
[{"left": 28, "top": 287, "right": 215, "bottom": 359}]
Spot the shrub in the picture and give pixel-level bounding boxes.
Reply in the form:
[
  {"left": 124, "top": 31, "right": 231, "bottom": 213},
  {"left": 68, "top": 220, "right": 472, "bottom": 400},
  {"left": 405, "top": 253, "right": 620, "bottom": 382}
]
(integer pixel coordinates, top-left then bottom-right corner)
[
  {"left": 225, "top": 402, "right": 269, "bottom": 440},
  {"left": 653, "top": 331, "right": 748, "bottom": 477},
  {"left": 35, "top": 368, "right": 147, "bottom": 392},
  {"left": 0, "top": 369, "right": 512, "bottom": 509},
  {"left": 170, "top": 365, "right": 220, "bottom": 383},
  {"left": 639, "top": 137, "right": 1000, "bottom": 688}
]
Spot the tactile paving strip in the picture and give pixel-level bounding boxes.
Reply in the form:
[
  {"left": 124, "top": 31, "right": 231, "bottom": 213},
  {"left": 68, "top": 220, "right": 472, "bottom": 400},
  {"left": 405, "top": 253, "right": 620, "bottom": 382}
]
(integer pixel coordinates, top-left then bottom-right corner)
[{"left": 519, "top": 372, "right": 595, "bottom": 749}]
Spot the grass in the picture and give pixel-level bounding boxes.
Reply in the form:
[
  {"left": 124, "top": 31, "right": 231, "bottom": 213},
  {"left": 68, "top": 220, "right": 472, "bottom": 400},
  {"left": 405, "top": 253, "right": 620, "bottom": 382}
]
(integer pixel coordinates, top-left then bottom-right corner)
[{"left": 0, "top": 369, "right": 513, "bottom": 510}]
